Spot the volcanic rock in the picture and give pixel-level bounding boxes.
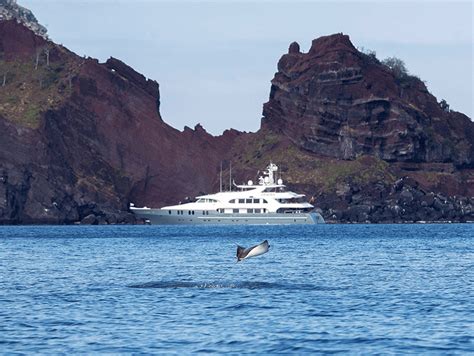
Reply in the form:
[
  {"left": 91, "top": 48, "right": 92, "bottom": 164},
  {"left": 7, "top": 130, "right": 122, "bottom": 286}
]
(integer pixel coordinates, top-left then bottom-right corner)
[
  {"left": 80, "top": 214, "right": 97, "bottom": 225},
  {"left": 262, "top": 33, "right": 473, "bottom": 167},
  {"left": 0, "top": 13, "right": 473, "bottom": 224},
  {"left": 232, "top": 33, "right": 473, "bottom": 223},
  {"left": 0, "top": 20, "right": 242, "bottom": 224},
  {"left": 0, "top": 0, "right": 47, "bottom": 38}
]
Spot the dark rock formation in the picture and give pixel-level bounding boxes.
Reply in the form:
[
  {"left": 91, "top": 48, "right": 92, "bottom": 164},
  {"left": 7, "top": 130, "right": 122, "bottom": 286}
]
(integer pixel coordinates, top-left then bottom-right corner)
[
  {"left": 0, "top": 0, "right": 47, "bottom": 38},
  {"left": 0, "top": 16, "right": 472, "bottom": 224},
  {"left": 288, "top": 41, "right": 300, "bottom": 54},
  {"left": 315, "top": 175, "right": 474, "bottom": 224},
  {"left": 0, "top": 20, "right": 242, "bottom": 224},
  {"left": 243, "top": 33, "right": 474, "bottom": 223},
  {"left": 262, "top": 33, "right": 473, "bottom": 167}
]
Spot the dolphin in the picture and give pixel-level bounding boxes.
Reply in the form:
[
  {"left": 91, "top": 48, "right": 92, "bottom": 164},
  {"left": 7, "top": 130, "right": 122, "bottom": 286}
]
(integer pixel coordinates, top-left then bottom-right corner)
[{"left": 236, "top": 240, "right": 270, "bottom": 262}]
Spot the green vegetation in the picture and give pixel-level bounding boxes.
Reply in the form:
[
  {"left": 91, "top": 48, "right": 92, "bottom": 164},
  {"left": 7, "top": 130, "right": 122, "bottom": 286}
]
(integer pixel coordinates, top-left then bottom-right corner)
[
  {"left": 358, "top": 46, "right": 380, "bottom": 64},
  {"left": 318, "top": 156, "right": 395, "bottom": 191},
  {"left": 238, "top": 133, "right": 281, "bottom": 166},
  {"left": 381, "top": 57, "right": 408, "bottom": 79},
  {"left": 356, "top": 47, "right": 423, "bottom": 88},
  {"left": 23, "top": 105, "right": 41, "bottom": 126},
  {"left": 380, "top": 56, "right": 422, "bottom": 87},
  {"left": 0, "top": 57, "right": 74, "bottom": 128},
  {"left": 439, "top": 99, "right": 450, "bottom": 112},
  {"left": 233, "top": 131, "right": 396, "bottom": 194}
]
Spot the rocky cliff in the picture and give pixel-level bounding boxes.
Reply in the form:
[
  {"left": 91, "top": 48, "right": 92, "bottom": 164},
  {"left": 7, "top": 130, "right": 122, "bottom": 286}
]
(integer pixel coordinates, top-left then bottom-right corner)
[
  {"left": 0, "top": 20, "right": 241, "bottom": 224},
  {"left": 0, "top": 0, "right": 47, "bottom": 38},
  {"left": 230, "top": 34, "right": 474, "bottom": 222},
  {"left": 0, "top": 17, "right": 472, "bottom": 224},
  {"left": 262, "top": 34, "right": 473, "bottom": 166}
]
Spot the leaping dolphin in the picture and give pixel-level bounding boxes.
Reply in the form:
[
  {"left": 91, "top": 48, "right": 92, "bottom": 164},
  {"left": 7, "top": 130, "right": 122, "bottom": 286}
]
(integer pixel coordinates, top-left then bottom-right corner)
[{"left": 236, "top": 240, "right": 270, "bottom": 262}]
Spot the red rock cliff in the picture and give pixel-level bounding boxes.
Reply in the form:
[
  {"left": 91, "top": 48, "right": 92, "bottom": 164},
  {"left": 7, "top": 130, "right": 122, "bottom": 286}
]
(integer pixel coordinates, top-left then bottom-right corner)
[
  {"left": 232, "top": 33, "right": 473, "bottom": 222},
  {"left": 0, "top": 20, "right": 242, "bottom": 223},
  {"left": 262, "top": 33, "right": 473, "bottom": 167},
  {"left": 1, "top": 21, "right": 472, "bottom": 224}
]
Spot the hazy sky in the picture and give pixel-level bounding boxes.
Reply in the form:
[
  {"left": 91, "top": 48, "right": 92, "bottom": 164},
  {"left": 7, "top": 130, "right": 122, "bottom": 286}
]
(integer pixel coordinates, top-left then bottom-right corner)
[{"left": 21, "top": 0, "right": 473, "bottom": 135}]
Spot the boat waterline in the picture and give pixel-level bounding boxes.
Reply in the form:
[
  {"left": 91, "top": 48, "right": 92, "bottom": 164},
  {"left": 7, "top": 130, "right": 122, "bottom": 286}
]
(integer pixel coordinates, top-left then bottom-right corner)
[
  {"left": 131, "top": 209, "right": 325, "bottom": 225},
  {"left": 131, "top": 162, "right": 325, "bottom": 225}
]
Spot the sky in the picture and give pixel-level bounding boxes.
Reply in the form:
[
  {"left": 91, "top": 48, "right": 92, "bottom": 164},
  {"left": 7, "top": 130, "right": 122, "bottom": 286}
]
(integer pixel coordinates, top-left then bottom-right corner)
[{"left": 21, "top": 0, "right": 473, "bottom": 135}]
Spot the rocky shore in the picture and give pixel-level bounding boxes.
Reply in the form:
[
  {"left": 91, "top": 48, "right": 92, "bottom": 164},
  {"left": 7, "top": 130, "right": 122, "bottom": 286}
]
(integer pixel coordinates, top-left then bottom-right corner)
[
  {"left": 318, "top": 177, "right": 474, "bottom": 223},
  {"left": 0, "top": 11, "right": 472, "bottom": 224}
]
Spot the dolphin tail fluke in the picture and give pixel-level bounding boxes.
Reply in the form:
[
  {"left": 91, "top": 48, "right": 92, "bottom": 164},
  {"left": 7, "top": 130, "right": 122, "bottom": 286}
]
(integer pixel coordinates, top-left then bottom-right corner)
[{"left": 236, "top": 245, "right": 246, "bottom": 261}]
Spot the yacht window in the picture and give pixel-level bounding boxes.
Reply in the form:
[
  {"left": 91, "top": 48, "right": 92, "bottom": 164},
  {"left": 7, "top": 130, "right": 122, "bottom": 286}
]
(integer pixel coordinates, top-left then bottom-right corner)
[
  {"left": 238, "top": 199, "right": 244, "bottom": 204},
  {"left": 188, "top": 211, "right": 191, "bottom": 215},
  {"left": 202, "top": 211, "right": 205, "bottom": 215},
  {"left": 255, "top": 209, "right": 261, "bottom": 213},
  {"left": 247, "top": 209, "right": 253, "bottom": 213},
  {"left": 233, "top": 209, "right": 239, "bottom": 213},
  {"left": 245, "top": 199, "right": 252, "bottom": 204},
  {"left": 253, "top": 199, "right": 259, "bottom": 204},
  {"left": 192, "top": 211, "right": 195, "bottom": 215},
  {"left": 169, "top": 210, "right": 171, "bottom": 215},
  {"left": 262, "top": 199, "right": 268, "bottom": 204},
  {"left": 263, "top": 208, "right": 266, "bottom": 213},
  {"left": 219, "top": 209, "right": 224, "bottom": 213},
  {"left": 229, "top": 199, "right": 235, "bottom": 204}
]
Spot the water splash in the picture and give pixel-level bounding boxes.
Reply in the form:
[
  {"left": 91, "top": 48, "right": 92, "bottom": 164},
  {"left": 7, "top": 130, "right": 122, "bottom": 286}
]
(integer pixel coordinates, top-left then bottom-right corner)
[{"left": 128, "top": 281, "right": 283, "bottom": 289}]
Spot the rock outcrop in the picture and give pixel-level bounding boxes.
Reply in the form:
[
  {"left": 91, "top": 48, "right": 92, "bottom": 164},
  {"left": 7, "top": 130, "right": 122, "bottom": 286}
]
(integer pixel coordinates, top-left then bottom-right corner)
[
  {"left": 0, "top": 20, "right": 242, "bottom": 224},
  {"left": 0, "top": 14, "right": 472, "bottom": 224},
  {"left": 262, "top": 34, "right": 473, "bottom": 167},
  {"left": 233, "top": 33, "right": 473, "bottom": 223},
  {"left": 0, "top": 0, "right": 47, "bottom": 38}
]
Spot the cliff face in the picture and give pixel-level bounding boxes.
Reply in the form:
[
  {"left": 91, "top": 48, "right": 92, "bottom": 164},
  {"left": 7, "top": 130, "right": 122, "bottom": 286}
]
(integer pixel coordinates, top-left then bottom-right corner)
[
  {"left": 262, "top": 34, "right": 473, "bottom": 166},
  {"left": 1, "top": 17, "right": 472, "bottom": 224},
  {"left": 0, "top": 0, "right": 47, "bottom": 38},
  {"left": 0, "top": 20, "right": 241, "bottom": 224},
  {"left": 231, "top": 34, "right": 473, "bottom": 222}
]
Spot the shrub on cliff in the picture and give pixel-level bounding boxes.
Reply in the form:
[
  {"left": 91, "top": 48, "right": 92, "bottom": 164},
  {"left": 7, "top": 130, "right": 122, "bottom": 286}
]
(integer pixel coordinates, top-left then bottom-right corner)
[
  {"left": 358, "top": 46, "right": 380, "bottom": 64},
  {"left": 381, "top": 57, "right": 409, "bottom": 79},
  {"left": 439, "top": 99, "right": 450, "bottom": 112}
]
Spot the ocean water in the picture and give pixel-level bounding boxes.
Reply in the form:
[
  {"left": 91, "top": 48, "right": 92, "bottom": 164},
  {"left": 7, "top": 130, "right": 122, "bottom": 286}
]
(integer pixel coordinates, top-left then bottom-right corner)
[{"left": 0, "top": 224, "right": 473, "bottom": 354}]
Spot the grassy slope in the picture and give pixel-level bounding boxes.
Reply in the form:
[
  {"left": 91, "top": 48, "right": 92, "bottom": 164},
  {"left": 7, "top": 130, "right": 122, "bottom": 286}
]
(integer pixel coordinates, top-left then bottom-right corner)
[
  {"left": 230, "top": 131, "right": 396, "bottom": 194},
  {"left": 0, "top": 48, "right": 79, "bottom": 128}
]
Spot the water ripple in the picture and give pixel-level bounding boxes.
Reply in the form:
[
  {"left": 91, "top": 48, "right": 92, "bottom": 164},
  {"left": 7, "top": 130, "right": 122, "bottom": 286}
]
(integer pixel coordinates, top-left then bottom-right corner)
[{"left": 0, "top": 224, "right": 472, "bottom": 354}]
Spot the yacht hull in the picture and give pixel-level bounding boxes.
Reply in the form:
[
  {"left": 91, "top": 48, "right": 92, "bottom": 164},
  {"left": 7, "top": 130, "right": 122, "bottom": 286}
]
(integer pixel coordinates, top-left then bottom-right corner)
[{"left": 131, "top": 208, "right": 325, "bottom": 225}]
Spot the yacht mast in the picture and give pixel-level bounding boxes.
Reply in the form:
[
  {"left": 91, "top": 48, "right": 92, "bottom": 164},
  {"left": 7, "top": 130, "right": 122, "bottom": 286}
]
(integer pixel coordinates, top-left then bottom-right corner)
[
  {"left": 229, "top": 161, "right": 232, "bottom": 192},
  {"left": 220, "top": 162, "right": 223, "bottom": 192}
]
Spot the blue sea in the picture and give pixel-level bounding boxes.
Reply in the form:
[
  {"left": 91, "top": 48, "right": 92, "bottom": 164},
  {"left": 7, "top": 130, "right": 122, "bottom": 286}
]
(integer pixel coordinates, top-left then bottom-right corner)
[{"left": 0, "top": 224, "right": 473, "bottom": 354}]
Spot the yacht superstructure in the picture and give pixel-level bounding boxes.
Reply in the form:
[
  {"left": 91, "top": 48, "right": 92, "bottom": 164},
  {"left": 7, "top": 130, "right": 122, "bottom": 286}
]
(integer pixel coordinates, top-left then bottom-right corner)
[{"left": 130, "top": 163, "right": 325, "bottom": 225}]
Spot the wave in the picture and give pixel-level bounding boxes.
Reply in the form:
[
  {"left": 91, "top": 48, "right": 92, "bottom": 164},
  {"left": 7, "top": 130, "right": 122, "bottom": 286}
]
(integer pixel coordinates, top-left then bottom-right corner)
[{"left": 127, "top": 280, "right": 347, "bottom": 290}]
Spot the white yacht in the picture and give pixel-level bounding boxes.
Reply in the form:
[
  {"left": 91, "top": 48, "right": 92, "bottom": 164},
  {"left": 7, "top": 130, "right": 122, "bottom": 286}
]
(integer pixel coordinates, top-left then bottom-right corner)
[{"left": 130, "top": 163, "right": 325, "bottom": 225}]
